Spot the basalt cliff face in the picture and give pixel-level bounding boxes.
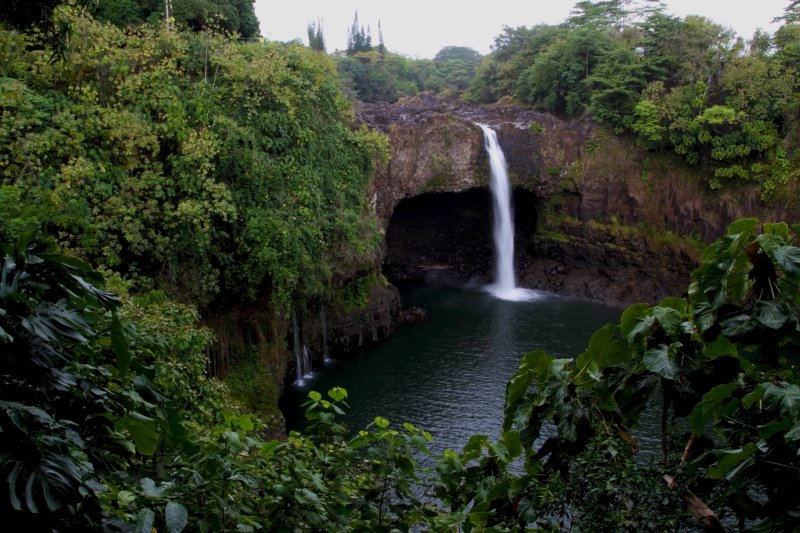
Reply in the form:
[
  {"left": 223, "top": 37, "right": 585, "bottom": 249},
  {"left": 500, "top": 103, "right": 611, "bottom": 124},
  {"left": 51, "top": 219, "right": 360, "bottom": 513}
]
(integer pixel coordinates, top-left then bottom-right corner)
[
  {"left": 358, "top": 97, "right": 799, "bottom": 308},
  {"left": 359, "top": 98, "right": 583, "bottom": 229},
  {"left": 260, "top": 98, "right": 796, "bottom": 435}
]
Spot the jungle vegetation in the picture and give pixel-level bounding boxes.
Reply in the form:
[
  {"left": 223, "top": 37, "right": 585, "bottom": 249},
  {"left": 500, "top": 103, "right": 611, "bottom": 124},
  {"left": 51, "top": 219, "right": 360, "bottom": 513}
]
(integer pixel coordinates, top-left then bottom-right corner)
[
  {"left": 1, "top": 1, "right": 799, "bottom": 532},
  {"left": 335, "top": 0, "right": 800, "bottom": 202},
  {"left": 0, "top": 4, "right": 385, "bottom": 314},
  {"left": 3, "top": 217, "right": 799, "bottom": 530}
]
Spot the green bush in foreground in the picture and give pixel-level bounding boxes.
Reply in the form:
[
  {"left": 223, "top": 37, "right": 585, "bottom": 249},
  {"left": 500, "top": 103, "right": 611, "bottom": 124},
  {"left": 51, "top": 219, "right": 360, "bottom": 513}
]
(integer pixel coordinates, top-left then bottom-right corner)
[
  {"left": 2, "top": 219, "right": 799, "bottom": 531},
  {"left": 501, "top": 218, "right": 800, "bottom": 531}
]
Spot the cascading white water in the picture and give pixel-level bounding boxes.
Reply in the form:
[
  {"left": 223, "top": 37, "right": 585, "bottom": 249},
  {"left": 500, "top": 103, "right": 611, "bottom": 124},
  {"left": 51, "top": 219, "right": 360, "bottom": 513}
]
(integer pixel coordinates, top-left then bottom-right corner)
[
  {"left": 319, "top": 306, "right": 331, "bottom": 362},
  {"left": 302, "top": 346, "right": 312, "bottom": 377},
  {"left": 479, "top": 124, "right": 539, "bottom": 302},
  {"left": 292, "top": 312, "right": 313, "bottom": 384}
]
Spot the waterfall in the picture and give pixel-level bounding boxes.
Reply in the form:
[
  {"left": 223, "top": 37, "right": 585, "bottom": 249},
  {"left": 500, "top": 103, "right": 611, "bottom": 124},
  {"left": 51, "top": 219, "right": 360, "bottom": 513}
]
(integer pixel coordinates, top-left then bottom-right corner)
[
  {"left": 479, "top": 124, "right": 539, "bottom": 302},
  {"left": 291, "top": 311, "right": 312, "bottom": 384},
  {"left": 320, "top": 305, "right": 331, "bottom": 362},
  {"left": 302, "top": 345, "right": 312, "bottom": 377}
]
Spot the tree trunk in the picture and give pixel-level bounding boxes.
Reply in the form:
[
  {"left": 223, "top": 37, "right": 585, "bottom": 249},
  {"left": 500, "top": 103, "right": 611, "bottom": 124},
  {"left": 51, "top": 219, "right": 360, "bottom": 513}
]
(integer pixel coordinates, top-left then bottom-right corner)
[{"left": 663, "top": 474, "right": 726, "bottom": 532}]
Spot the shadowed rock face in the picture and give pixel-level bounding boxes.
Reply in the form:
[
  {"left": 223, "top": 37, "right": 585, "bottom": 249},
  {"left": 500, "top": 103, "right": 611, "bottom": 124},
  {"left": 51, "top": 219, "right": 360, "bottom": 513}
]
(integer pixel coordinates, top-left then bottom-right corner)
[
  {"left": 359, "top": 97, "right": 800, "bottom": 307},
  {"left": 383, "top": 188, "right": 538, "bottom": 283}
]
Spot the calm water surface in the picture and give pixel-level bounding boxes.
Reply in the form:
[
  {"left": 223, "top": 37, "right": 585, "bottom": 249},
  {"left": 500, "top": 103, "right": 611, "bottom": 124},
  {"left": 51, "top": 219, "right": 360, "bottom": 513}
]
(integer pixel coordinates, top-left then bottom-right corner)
[{"left": 284, "top": 282, "right": 622, "bottom": 454}]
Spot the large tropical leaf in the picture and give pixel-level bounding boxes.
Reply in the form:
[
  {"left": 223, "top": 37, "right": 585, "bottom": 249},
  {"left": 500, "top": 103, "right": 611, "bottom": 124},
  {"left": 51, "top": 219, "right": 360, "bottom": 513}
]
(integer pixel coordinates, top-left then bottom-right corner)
[
  {"left": 725, "top": 218, "right": 759, "bottom": 241},
  {"left": 698, "top": 261, "right": 737, "bottom": 307},
  {"left": 763, "top": 222, "right": 789, "bottom": 238},
  {"left": 642, "top": 342, "right": 680, "bottom": 380},
  {"left": 785, "top": 422, "right": 800, "bottom": 441},
  {"left": 504, "top": 350, "right": 552, "bottom": 426},
  {"left": 135, "top": 508, "right": 156, "bottom": 533},
  {"left": 658, "top": 296, "right": 688, "bottom": 314},
  {"left": 575, "top": 323, "right": 630, "bottom": 374},
  {"left": 165, "top": 501, "right": 189, "bottom": 533},
  {"left": 491, "top": 430, "right": 523, "bottom": 464},
  {"left": 772, "top": 245, "right": 800, "bottom": 276},
  {"left": 754, "top": 300, "right": 789, "bottom": 330},
  {"left": 651, "top": 305, "right": 686, "bottom": 336},
  {"left": 111, "top": 315, "right": 131, "bottom": 376},
  {"left": 626, "top": 313, "right": 656, "bottom": 343},
  {"left": 720, "top": 314, "right": 758, "bottom": 337},
  {"left": 619, "top": 303, "right": 650, "bottom": 340},
  {"left": 688, "top": 382, "right": 736, "bottom": 435},
  {"left": 762, "top": 382, "right": 800, "bottom": 418},
  {"left": 757, "top": 233, "right": 785, "bottom": 257},
  {"left": 118, "top": 412, "right": 159, "bottom": 456},
  {"left": 707, "top": 443, "right": 757, "bottom": 481}
]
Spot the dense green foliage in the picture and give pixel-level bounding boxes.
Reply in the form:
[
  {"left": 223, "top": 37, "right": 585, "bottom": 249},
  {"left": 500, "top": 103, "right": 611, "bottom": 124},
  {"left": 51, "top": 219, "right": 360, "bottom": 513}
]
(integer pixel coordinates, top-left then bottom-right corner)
[
  {"left": 464, "top": 0, "right": 800, "bottom": 199},
  {"left": 326, "top": 1, "right": 799, "bottom": 198},
  {"left": 293, "top": 9, "right": 481, "bottom": 102},
  {"left": 1, "top": 235, "right": 126, "bottom": 529},
  {"left": 0, "top": 240, "right": 435, "bottom": 530},
  {"left": 335, "top": 46, "right": 483, "bottom": 102},
  {"left": 4, "top": 221, "right": 798, "bottom": 531},
  {"left": 0, "top": 235, "right": 219, "bottom": 530},
  {"left": 1, "top": 0, "right": 259, "bottom": 40},
  {"left": 1, "top": 0, "right": 97, "bottom": 29},
  {"left": 3, "top": 3, "right": 799, "bottom": 531},
  {"left": 0, "top": 8, "right": 384, "bottom": 312},
  {"left": 91, "top": 0, "right": 259, "bottom": 38},
  {"left": 500, "top": 219, "right": 800, "bottom": 531}
]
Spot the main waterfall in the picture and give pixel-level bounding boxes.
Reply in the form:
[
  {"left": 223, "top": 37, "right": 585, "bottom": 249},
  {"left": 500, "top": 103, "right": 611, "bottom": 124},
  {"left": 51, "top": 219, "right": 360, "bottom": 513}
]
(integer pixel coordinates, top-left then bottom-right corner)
[{"left": 479, "top": 124, "right": 539, "bottom": 302}]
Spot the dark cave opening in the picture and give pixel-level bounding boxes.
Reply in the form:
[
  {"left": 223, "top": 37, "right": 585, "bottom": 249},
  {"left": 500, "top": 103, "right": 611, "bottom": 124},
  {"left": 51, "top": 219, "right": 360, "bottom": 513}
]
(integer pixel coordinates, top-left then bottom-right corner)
[{"left": 383, "top": 187, "right": 539, "bottom": 283}]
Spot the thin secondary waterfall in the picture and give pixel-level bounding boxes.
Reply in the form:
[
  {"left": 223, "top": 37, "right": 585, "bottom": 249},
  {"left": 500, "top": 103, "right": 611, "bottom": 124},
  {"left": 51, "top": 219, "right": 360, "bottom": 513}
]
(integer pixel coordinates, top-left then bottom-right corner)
[
  {"left": 479, "top": 124, "right": 538, "bottom": 302},
  {"left": 319, "top": 306, "right": 331, "bottom": 362},
  {"left": 291, "top": 312, "right": 312, "bottom": 383},
  {"left": 302, "top": 346, "right": 312, "bottom": 377}
]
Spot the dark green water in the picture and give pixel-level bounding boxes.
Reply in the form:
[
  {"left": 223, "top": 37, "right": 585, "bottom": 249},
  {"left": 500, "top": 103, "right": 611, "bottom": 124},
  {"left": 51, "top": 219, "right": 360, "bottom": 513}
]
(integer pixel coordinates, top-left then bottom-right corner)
[{"left": 283, "top": 282, "right": 622, "bottom": 454}]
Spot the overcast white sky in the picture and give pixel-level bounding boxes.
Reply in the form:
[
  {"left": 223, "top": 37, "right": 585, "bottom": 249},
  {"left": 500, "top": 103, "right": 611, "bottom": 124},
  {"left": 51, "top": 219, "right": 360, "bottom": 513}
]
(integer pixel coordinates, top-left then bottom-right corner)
[{"left": 254, "top": 1, "right": 789, "bottom": 58}]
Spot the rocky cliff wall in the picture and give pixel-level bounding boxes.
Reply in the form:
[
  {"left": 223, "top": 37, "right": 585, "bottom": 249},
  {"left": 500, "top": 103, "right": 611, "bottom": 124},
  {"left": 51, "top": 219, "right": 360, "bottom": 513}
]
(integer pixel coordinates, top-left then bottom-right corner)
[
  {"left": 359, "top": 97, "right": 800, "bottom": 307},
  {"left": 248, "top": 97, "right": 796, "bottom": 435},
  {"left": 205, "top": 269, "right": 403, "bottom": 438}
]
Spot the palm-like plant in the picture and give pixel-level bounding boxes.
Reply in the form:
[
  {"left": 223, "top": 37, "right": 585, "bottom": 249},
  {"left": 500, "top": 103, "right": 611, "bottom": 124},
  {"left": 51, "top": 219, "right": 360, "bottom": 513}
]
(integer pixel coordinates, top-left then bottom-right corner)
[{"left": 0, "top": 234, "right": 127, "bottom": 528}]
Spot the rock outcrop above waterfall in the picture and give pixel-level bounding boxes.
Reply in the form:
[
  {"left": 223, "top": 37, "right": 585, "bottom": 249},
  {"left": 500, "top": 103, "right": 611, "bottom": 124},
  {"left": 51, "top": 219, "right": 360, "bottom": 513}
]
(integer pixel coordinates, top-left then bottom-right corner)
[
  {"left": 359, "top": 96, "right": 800, "bottom": 308},
  {"left": 359, "top": 96, "right": 585, "bottom": 230}
]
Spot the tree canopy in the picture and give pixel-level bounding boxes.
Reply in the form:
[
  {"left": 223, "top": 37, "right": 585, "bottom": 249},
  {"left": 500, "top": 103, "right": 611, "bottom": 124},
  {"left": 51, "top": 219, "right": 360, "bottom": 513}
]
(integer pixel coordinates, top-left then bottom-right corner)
[
  {"left": 346, "top": 10, "right": 371, "bottom": 55},
  {"left": 307, "top": 19, "right": 325, "bottom": 52},
  {"left": 434, "top": 45, "right": 482, "bottom": 63},
  {"left": 1, "top": 0, "right": 96, "bottom": 28},
  {"left": 462, "top": 2, "right": 800, "bottom": 202},
  {"left": 91, "top": 0, "right": 260, "bottom": 37},
  {"left": 322, "top": 1, "right": 799, "bottom": 201},
  {"left": 0, "top": 10, "right": 382, "bottom": 312}
]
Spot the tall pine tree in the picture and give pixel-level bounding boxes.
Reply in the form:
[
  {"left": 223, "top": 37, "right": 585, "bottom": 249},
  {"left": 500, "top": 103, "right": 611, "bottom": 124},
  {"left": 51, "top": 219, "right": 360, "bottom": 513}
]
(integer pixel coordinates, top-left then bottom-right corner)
[
  {"left": 346, "top": 10, "right": 371, "bottom": 55},
  {"left": 307, "top": 19, "right": 325, "bottom": 52},
  {"left": 779, "top": 1, "right": 800, "bottom": 23},
  {"left": 377, "top": 20, "right": 386, "bottom": 54}
]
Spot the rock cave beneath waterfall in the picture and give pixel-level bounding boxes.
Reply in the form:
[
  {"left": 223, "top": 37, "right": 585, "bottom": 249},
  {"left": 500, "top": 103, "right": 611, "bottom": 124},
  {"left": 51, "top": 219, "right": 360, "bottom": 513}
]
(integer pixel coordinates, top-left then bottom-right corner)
[{"left": 383, "top": 188, "right": 538, "bottom": 283}]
